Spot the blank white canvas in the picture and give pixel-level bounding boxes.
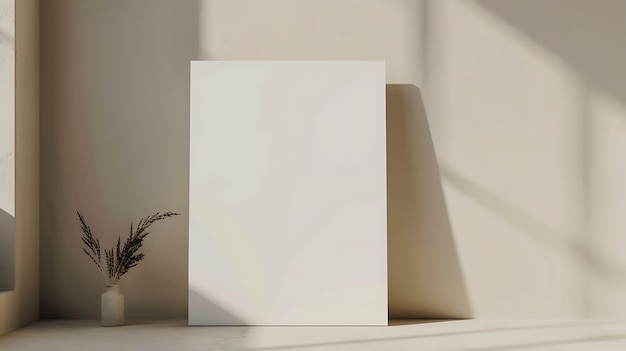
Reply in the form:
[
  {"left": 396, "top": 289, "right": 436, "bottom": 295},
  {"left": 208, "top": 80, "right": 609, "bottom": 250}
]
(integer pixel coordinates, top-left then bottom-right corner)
[{"left": 189, "top": 61, "right": 387, "bottom": 325}]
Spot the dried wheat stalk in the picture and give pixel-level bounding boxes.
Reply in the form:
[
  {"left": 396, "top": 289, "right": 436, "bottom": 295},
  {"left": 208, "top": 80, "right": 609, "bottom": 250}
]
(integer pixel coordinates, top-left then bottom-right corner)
[{"left": 78, "top": 211, "right": 180, "bottom": 285}]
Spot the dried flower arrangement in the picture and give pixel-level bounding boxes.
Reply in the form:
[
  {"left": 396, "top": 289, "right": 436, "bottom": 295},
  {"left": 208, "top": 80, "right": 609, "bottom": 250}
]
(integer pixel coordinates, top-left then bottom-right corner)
[{"left": 78, "top": 211, "right": 180, "bottom": 285}]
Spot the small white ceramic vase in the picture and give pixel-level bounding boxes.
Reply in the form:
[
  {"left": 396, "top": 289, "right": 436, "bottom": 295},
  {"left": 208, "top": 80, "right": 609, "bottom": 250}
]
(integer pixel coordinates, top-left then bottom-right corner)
[{"left": 101, "top": 284, "right": 124, "bottom": 326}]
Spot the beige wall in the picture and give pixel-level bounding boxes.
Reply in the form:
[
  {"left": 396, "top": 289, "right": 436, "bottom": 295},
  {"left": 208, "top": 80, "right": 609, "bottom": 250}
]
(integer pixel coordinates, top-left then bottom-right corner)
[
  {"left": 427, "top": 0, "right": 626, "bottom": 318},
  {"left": 0, "top": 0, "right": 39, "bottom": 335},
  {"left": 40, "top": 0, "right": 427, "bottom": 319},
  {"left": 40, "top": 0, "right": 199, "bottom": 319},
  {"left": 0, "top": 0, "right": 16, "bottom": 291},
  {"left": 40, "top": 0, "right": 626, "bottom": 319}
]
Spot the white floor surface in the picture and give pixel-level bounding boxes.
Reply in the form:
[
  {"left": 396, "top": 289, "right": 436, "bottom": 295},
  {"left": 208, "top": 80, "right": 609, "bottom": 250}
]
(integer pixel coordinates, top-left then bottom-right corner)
[{"left": 2, "top": 319, "right": 626, "bottom": 350}]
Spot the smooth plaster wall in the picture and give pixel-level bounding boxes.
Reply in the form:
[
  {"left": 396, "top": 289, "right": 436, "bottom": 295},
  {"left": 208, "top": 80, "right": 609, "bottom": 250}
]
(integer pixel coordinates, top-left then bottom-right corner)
[
  {"left": 426, "top": 0, "right": 626, "bottom": 318},
  {"left": 40, "top": 0, "right": 428, "bottom": 319},
  {"left": 0, "top": 0, "right": 15, "bottom": 291},
  {"left": 40, "top": 0, "right": 626, "bottom": 319},
  {"left": 40, "top": 0, "right": 199, "bottom": 319},
  {"left": 0, "top": 0, "right": 39, "bottom": 335}
]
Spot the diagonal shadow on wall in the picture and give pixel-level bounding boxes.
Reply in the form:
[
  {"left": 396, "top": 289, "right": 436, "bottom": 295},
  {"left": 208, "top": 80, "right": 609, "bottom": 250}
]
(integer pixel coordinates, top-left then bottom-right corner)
[
  {"left": 475, "top": 0, "right": 626, "bottom": 106},
  {"left": 386, "top": 84, "right": 472, "bottom": 319},
  {"left": 188, "top": 289, "right": 247, "bottom": 326},
  {"left": 0, "top": 208, "right": 15, "bottom": 291}
]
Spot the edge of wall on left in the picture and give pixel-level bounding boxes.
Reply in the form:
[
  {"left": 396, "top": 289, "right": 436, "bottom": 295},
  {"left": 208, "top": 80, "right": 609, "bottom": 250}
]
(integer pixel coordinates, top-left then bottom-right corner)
[{"left": 0, "top": 0, "right": 39, "bottom": 336}]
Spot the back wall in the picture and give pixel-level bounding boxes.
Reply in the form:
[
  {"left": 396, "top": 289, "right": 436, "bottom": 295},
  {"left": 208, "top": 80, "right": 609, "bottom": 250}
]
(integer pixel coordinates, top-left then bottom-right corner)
[
  {"left": 40, "top": 0, "right": 626, "bottom": 319},
  {"left": 39, "top": 0, "right": 423, "bottom": 319}
]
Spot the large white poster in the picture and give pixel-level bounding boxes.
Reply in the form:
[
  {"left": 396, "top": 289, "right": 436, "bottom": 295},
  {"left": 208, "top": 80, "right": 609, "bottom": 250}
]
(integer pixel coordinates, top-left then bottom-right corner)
[{"left": 189, "top": 61, "right": 387, "bottom": 325}]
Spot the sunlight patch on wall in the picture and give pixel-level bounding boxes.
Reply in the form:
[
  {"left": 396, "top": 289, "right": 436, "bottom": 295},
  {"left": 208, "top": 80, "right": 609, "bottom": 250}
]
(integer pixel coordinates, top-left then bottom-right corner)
[
  {"left": 587, "top": 90, "right": 626, "bottom": 317},
  {"left": 430, "top": 0, "right": 587, "bottom": 317}
]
